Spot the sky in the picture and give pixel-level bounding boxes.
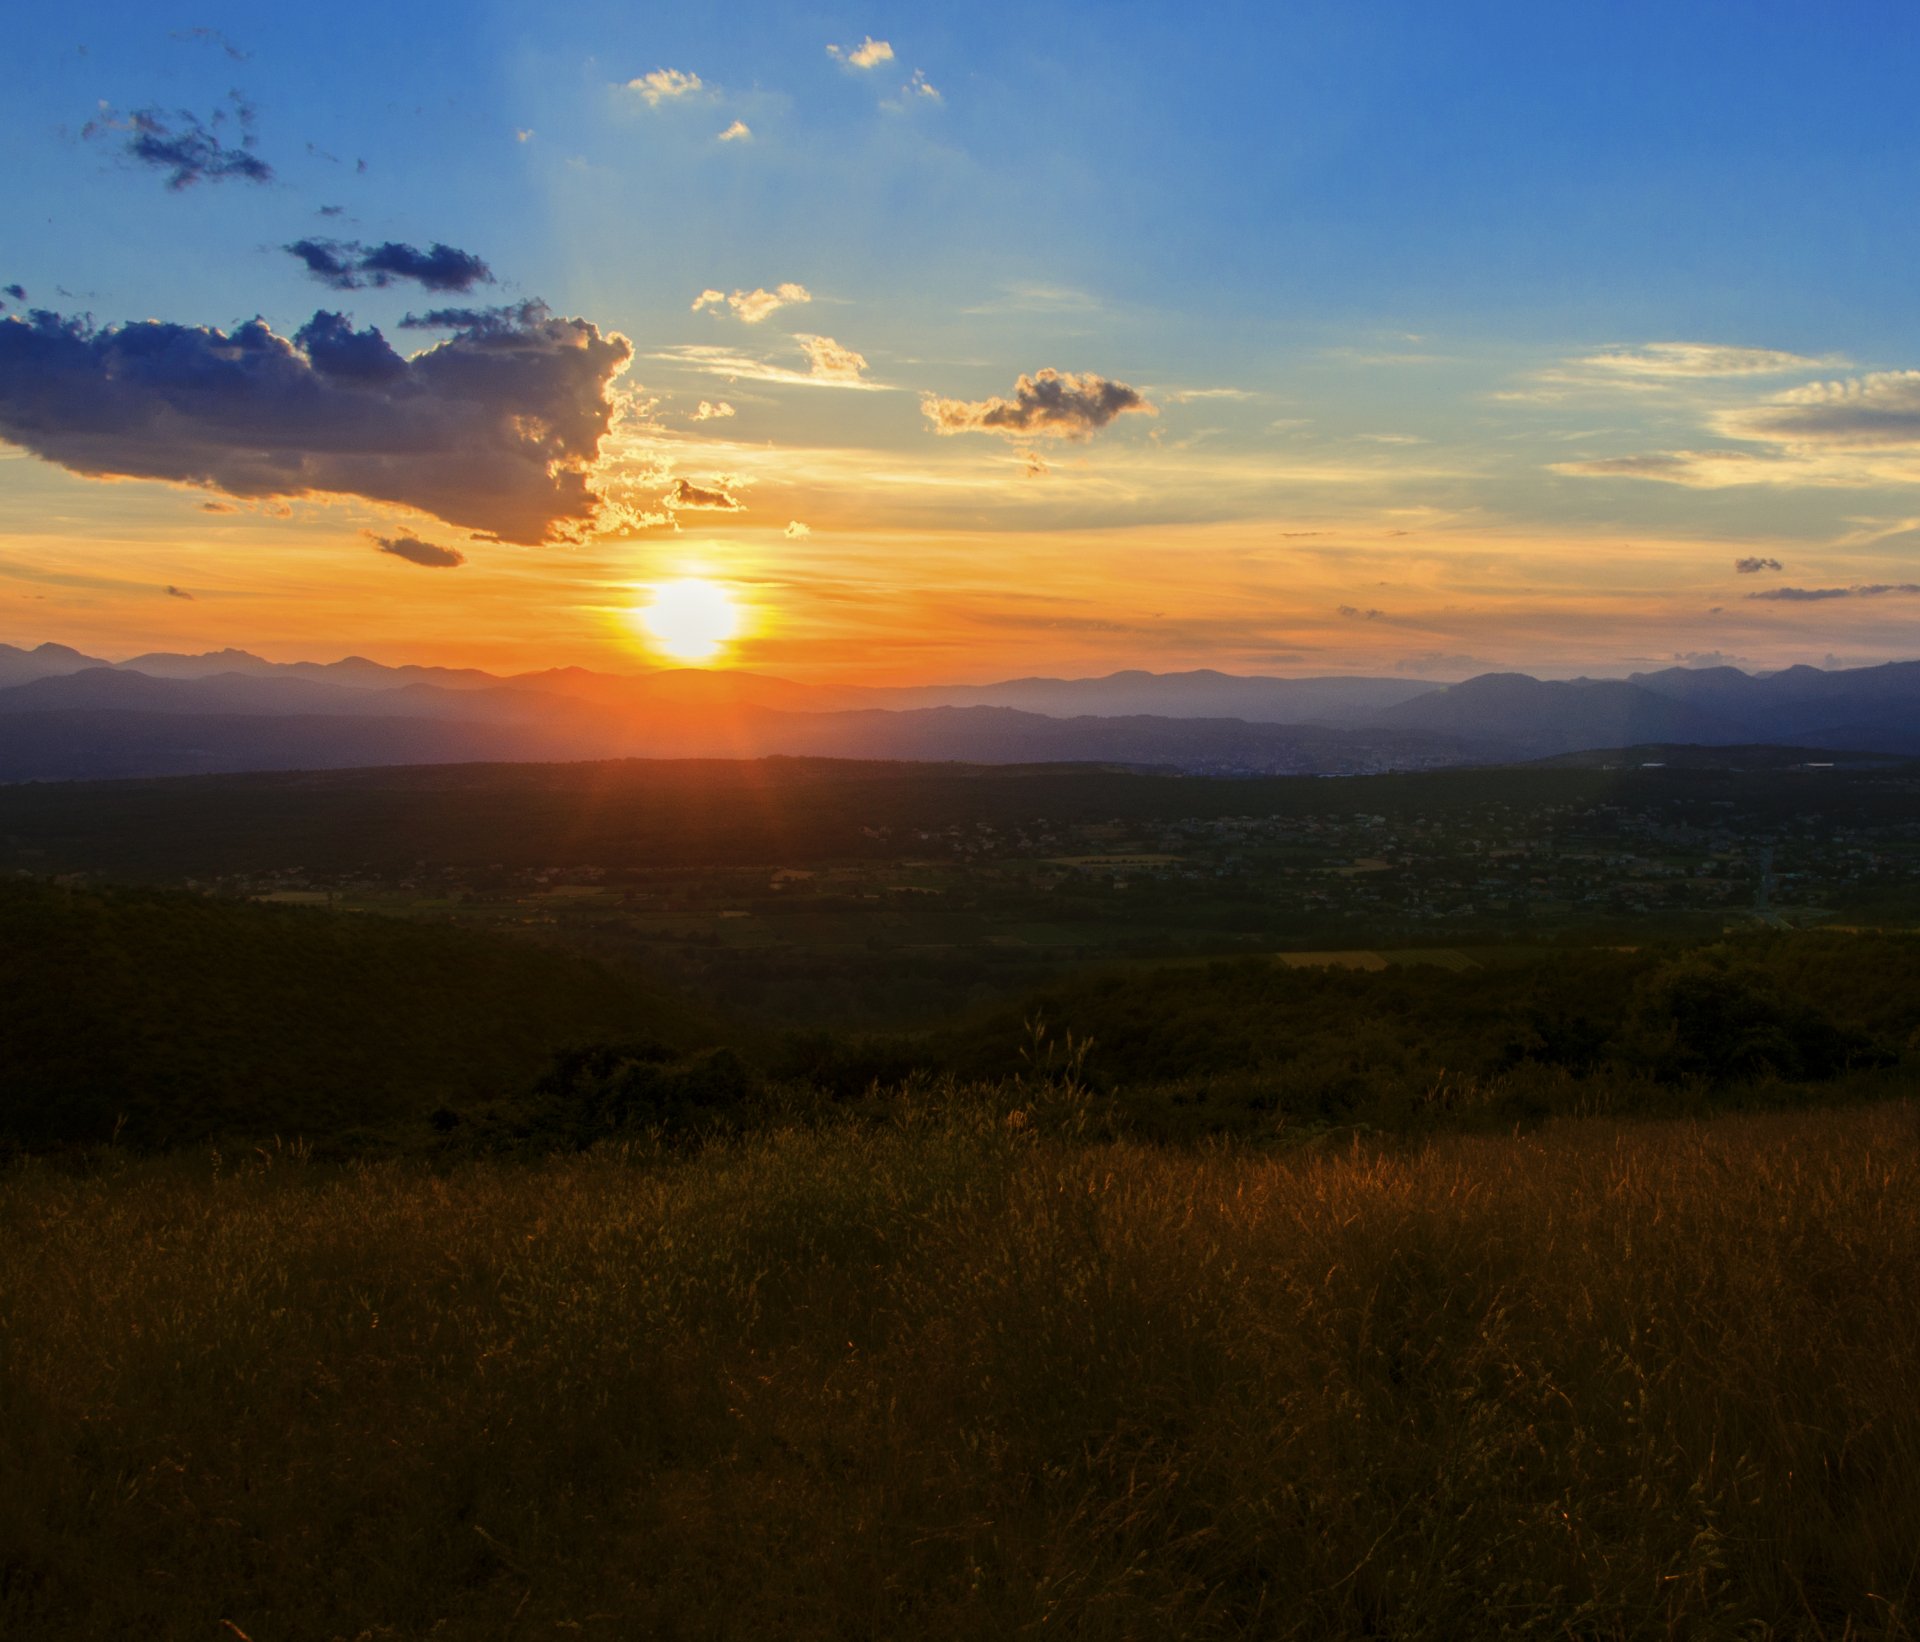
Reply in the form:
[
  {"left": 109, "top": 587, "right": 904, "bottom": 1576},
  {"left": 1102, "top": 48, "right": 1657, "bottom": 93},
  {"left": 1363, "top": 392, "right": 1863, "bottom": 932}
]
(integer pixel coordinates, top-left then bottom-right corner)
[{"left": 4, "top": 0, "right": 1920, "bottom": 682}]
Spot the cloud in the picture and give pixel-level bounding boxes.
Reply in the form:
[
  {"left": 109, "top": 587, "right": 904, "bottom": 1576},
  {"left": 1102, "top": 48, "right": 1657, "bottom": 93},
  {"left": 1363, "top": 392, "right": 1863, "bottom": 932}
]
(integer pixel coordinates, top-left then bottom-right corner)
[
  {"left": 200, "top": 500, "right": 236, "bottom": 513},
  {"left": 398, "top": 300, "right": 550, "bottom": 335},
  {"left": 170, "top": 27, "right": 248, "bottom": 60},
  {"left": 82, "top": 93, "right": 271, "bottom": 190},
  {"left": 371, "top": 532, "right": 466, "bottom": 568},
  {"left": 516, "top": 128, "right": 534, "bottom": 142},
  {"left": 285, "top": 238, "right": 493, "bottom": 293},
  {"left": 1162, "top": 386, "right": 1258, "bottom": 405},
  {"left": 629, "top": 68, "right": 703, "bottom": 106},
  {"left": 906, "top": 69, "right": 941, "bottom": 100},
  {"left": 1574, "top": 342, "right": 1844, "bottom": 379},
  {"left": 665, "top": 477, "right": 743, "bottom": 511},
  {"left": 794, "top": 334, "right": 868, "bottom": 382},
  {"left": 0, "top": 306, "right": 632, "bottom": 545},
  {"left": 1558, "top": 370, "right": 1920, "bottom": 491},
  {"left": 1336, "top": 604, "right": 1386, "bottom": 621},
  {"left": 3, "top": 286, "right": 23, "bottom": 303},
  {"left": 165, "top": 583, "right": 195, "bottom": 599},
  {"left": 1723, "top": 370, "right": 1920, "bottom": 448},
  {"left": 828, "top": 37, "right": 894, "bottom": 68},
  {"left": 1747, "top": 583, "right": 1920, "bottom": 602},
  {"left": 1734, "top": 556, "right": 1784, "bottom": 574},
  {"left": 1551, "top": 450, "right": 1779, "bottom": 486},
  {"left": 1021, "top": 448, "right": 1049, "bottom": 478},
  {"left": 784, "top": 520, "right": 810, "bottom": 537},
  {"left": 692, "top": 400, "right": 735, "bottom": 420},
  {"left": 717, "top": 120, "right": 752, "bottom": 142},
  {"left": 652, "top": 340, "right": 887, "bottom": 391},
  {"left": 1673, "top": 651, "right": 1744, "bottom": 667},
  {"left": 692, "top": 283, "right": 812, "bottom": 323},
  {"left": 922, "top": 368, "right": 1157, "bottom": 440}
]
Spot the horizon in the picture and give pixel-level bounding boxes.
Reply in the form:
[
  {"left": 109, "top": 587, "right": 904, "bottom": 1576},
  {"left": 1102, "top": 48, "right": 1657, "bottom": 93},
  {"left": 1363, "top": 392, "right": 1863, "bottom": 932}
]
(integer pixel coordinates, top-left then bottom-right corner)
[
  {"left": 12, "top": 632, "right": 1920, "bottom": 691},
  {"left": 6, "top": 5, "right": 1920, "bottom": 682}
]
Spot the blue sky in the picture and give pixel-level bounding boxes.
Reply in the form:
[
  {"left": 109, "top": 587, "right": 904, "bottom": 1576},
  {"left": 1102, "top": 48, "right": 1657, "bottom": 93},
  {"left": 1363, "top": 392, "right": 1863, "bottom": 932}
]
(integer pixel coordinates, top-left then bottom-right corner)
[{"left": 4, "top": 1, "right": 1920, "bottom": 678}]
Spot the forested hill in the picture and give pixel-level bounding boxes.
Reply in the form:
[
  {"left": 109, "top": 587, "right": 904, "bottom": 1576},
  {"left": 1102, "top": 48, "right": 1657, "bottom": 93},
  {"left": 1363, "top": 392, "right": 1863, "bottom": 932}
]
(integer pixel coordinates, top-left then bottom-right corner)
[{"left": 0, "top": 879, "right": 705, "bottom": 1149}]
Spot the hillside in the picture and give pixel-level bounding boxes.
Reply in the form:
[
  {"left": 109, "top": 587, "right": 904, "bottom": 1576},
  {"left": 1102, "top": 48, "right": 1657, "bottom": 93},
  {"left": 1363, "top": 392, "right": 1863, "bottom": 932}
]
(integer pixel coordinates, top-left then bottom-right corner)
[{"left": 0, "top": 879, "right": 704, "bottom": 1149}]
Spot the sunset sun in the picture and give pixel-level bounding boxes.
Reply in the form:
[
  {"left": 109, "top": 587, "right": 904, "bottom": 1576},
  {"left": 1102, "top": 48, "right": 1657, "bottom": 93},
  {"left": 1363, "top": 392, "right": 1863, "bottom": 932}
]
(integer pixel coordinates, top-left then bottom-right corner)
[{"left": 633, "top": 578, "right": 744, "bottom": 664}]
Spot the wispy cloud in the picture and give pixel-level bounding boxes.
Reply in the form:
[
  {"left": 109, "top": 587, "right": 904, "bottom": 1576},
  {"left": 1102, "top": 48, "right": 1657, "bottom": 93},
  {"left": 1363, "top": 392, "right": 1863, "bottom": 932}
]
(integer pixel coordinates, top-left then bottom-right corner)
[
  {"left": 1558, "top": 367, "right": 1920, "bottom": 491},
  {"left": 717, "top": 119, "right": 752, "bottom": 142},
  {"left": 692, "top": 400, "right": 735, "bottom": 421},
  {"left": 1575, "top": 342, "right": 1845, "bottom": 379},
  {"left": 651, "top": 338, "right": 887, "bottom": 391},
  {"left": 1160, "top": 386, "right": 1259, "bottom": 405},
  {"left": 1723, "top": 370, "right": 1920, "bottom": 447},
  {"left": 82, "top": 92, "right": 270, "bottom": 190},
  {"left": 1747, "top": 583, "right": 1920, "bottom": 602}
]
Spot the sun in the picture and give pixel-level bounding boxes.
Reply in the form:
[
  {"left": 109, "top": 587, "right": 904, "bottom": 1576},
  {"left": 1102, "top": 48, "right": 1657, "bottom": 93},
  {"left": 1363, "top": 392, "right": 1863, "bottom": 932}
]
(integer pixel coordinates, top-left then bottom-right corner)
[{"left": 632, "top": 578, "right": 744, "bottom": 664}]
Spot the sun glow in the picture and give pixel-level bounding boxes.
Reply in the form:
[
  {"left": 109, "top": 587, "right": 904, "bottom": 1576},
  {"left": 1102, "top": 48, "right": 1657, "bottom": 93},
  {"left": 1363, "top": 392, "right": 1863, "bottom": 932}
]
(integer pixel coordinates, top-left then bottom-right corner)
[{"left": 633, "top": 577, "right": 744, "bottom": 663}]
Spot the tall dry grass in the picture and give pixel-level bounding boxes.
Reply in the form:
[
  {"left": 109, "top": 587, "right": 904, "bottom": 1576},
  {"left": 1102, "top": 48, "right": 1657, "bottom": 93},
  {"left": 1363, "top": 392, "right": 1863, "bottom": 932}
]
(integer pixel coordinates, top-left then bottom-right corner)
[{"left": 3, "top": 1101, "right": 1917, "bottom": 1639}]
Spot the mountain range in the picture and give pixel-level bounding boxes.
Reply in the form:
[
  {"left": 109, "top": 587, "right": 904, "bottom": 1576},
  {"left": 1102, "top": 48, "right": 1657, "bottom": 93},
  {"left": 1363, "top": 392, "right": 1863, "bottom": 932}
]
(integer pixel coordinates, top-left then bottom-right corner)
[{"left": 1, "top": 641, "right": 1917, "bottom": 781}]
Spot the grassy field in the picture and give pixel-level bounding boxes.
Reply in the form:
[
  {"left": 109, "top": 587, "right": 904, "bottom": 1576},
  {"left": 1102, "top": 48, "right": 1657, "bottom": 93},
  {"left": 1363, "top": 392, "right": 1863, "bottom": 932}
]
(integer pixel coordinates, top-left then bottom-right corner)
[{"left": 5, "top": 1098, "right": 1917, "bottom": 1639}]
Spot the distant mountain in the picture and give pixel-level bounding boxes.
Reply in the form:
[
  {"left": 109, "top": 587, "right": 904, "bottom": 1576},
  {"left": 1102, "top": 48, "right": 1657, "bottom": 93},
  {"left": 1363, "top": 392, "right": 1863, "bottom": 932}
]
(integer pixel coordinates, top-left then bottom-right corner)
[
  {"left": 0, "top": 668, "right": 577, "bottom": 725},
  {"left": 1371, "top": 662, "right": 1920, "bottom": 759},
  {"left": 1628, "top": 660, "right": 1920, "bottom": 753},
  {"left": 871, "top": 670, "right": 1441, "bottom": 722},
  {"left": 4, "top": 642, "right": 1920, "bottom": 781},
  {"left": 0, "top": 641, "right": 110, "bottom": 687},
  {"left": 1374, "top": 674, "right": 1736, "bottom": 755}
]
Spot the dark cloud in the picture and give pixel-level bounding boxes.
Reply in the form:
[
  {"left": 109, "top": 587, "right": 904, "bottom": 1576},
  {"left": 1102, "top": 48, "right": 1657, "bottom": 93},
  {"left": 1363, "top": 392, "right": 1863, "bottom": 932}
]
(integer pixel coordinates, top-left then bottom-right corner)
[
  {"left": 83, "top": 93, "right": 271, "bottom": 190},
  {"left": 0, "top": 306, "right": 632, "bottom": 544},
  {"left": 3, "top": 286, "right": 23, "bottom": 303},
  {"left": 1734, "top": 555, "right": 1783, "bottom": 574},
  {"left": 923, "top": 368, "right": 1156, "bottom": 440},
  {"left": 1336, "top": 604, "right": 1386, "bottom": 620},
  {"left": 665, "top": 477, "right": 743, "bottom": 511},
  {"left": 164, "top": 583, "right": 195, "bottom": 599},
  {"left": 285, "top": 238, "right": 493, "bottom": 293},
  {"left": 317, "top": 204, "right": 345, "bottom": 217},
  {"left": 372, "top": 533, "right": 466, "bottom": 568},
  {"left": 399, "top": 300, "right": 549, "bottom": 336},
  {"left": 1746, "top": 584, "right": 1920, "bottom": 602}
]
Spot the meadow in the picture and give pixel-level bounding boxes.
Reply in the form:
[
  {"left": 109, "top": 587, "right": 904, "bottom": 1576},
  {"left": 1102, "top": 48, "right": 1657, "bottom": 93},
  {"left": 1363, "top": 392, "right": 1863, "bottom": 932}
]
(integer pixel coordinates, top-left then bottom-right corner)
[{"left": 5, "top": 1096, "right": 1917, "bottom": 1639}]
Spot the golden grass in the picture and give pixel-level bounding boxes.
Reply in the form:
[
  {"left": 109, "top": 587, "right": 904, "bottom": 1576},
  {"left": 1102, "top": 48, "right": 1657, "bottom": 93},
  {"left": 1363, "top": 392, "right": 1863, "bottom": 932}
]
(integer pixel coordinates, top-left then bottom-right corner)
[{"left": 4, "top": 1101, "right": 1918, "bottom": 1639}]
